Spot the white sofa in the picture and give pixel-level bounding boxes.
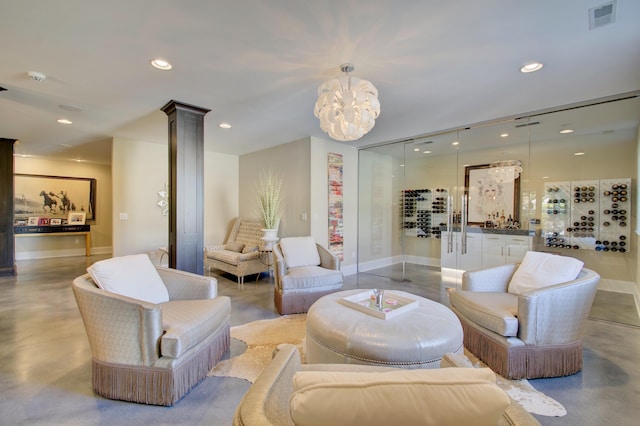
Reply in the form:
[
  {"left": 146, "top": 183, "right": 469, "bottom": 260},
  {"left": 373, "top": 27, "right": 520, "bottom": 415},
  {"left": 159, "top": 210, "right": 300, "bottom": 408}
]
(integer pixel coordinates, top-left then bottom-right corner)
[{"left": 233, "top": 344, "right": 540, "bottom": 426}]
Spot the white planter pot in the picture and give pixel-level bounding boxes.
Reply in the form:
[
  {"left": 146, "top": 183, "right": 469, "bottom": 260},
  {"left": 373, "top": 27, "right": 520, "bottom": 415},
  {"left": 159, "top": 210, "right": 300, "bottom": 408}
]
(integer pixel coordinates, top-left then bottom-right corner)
[{"left": 261, "top": 228, "right": 279, "bottom": 250}]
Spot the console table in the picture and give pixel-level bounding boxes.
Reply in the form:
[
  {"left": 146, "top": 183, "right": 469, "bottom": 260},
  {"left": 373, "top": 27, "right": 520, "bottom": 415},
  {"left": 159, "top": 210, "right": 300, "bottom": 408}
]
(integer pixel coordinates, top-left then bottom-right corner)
[{"left": 14, "top": 225, "right": 91, "bottom": 256}]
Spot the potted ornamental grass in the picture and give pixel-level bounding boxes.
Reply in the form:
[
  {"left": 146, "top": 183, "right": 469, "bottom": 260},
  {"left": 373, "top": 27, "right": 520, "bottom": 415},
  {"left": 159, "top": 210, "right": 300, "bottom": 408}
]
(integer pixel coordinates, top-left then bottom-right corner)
[{"left": 256, "top": 169, "right": 284, "bottom": 248}]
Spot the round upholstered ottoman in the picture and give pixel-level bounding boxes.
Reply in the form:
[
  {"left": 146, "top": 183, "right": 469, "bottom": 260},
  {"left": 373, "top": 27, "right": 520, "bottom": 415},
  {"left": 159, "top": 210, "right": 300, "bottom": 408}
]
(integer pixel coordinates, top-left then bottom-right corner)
[{"left": 306, "top": 289, "right": 463, "bottom": 368}]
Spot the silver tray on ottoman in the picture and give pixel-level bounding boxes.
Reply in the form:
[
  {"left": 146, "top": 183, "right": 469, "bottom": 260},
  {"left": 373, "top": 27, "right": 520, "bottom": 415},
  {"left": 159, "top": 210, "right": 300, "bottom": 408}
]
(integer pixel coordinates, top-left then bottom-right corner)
[{"left": 339, "top": 290, "right": 418, "bottom": 320}]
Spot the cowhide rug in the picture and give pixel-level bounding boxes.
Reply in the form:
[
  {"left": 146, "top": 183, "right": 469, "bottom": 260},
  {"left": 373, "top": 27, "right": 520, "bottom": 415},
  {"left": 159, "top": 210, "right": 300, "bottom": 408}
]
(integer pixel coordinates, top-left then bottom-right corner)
[{"left": 209, "top": 314, "right": 566, "bottom": 417}]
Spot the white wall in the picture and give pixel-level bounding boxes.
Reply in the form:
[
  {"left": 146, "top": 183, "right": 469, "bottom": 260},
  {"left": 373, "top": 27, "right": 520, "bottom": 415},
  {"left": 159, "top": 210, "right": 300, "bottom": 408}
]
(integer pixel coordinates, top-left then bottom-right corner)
[
  {"left": 112, "top": 137, "right": 239, "bottom": 257},
  {"left": 239, "top": 138, "right": 311, "bottom": 238},
  {"left": 112, "top": 138, "right": 168, "bottom": 256},
  {"left": 636, "top": 125, "right": 640, "bottom": 298},
  {"left": 204, "top": 151, "right": 240, "bottom": 245},
  {"left": 309, "top": 136, "right": 358, "bottom": 269},
  {"left": 14, "top": 156, "right": 112, "bottom": 259},
  {"left": 238, "top": 136, "right": 359, "bottom": 272}
]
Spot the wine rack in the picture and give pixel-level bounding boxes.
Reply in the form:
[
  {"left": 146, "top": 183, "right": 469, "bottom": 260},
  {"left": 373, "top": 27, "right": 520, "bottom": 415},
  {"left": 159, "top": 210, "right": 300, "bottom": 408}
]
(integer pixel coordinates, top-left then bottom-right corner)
[
  {"left": 401, "top": 188, "right": 449, "bottom": 239},
  {"left": 542, "top": 178, "right": 631, "bottom": 253}
]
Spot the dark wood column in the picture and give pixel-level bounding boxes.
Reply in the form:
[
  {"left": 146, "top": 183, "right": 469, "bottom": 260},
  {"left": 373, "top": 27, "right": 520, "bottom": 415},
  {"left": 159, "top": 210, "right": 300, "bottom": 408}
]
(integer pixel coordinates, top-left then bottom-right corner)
[
  {"left": 161, "top": 101, "right": 210, "bottom": 274},
  {"left": 0, "top": 138, "right": 17, "bottom": 276}
]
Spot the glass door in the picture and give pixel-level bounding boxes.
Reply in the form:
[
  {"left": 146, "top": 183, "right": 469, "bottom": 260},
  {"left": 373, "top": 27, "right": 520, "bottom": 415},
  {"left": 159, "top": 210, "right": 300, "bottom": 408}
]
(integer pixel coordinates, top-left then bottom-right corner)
[{"left": 358, "top": 93, "right": 639, "bottom": 296}]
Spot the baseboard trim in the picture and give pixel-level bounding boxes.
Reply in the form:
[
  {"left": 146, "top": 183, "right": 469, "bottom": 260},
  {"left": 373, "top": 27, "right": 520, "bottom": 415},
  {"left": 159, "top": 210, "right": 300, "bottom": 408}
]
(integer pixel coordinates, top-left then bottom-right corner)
[
  {"left": 16, "top": 246, "right": 112, "bottom": 260},
  {"left": 354, "top": 256, "right": 440, "bottom": 274}
]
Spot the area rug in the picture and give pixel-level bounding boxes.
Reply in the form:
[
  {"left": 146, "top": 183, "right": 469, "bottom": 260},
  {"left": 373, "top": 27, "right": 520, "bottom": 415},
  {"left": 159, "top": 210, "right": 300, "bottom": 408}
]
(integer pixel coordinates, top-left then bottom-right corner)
[
  {"left": 209, "top": 314, "right": 307, "bottom": 383},
  {"left": 209, "top": 315, "right": 565, "bottom": 417}
]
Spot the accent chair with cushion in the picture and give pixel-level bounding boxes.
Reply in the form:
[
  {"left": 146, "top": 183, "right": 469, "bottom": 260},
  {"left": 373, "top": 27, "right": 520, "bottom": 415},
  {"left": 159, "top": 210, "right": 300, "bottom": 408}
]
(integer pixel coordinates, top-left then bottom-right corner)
[
  {"left": 72, "top": 254, "right": 231, "bottom": 406},
  {"left": 273, "top": 236, "right": 343, "bottom": 315},
  {"left": 448, "top": 251, "right": 600, "bottom": 379},
  {"left": 233, "top": 344, "right": 540, "bottom": 426},
  {"left": 204, "top": 217, "right": 265, "bottom": 285}
]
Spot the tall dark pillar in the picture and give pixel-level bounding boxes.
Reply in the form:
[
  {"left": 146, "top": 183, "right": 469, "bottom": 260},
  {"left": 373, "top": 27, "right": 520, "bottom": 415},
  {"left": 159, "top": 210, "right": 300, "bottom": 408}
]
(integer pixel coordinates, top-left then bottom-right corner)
[
  {"left": 0, "top": 138, "right": 17, "bottom": 277},
  {"left": 161, "top": 101, "right": 210, "bottom": 274}
]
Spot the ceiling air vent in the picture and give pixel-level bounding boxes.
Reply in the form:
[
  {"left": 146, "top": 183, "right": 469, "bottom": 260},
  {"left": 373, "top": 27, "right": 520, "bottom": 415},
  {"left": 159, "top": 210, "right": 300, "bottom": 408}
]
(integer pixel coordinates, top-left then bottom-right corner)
[
  {"left": 514, "top": 121, "right": 541, "bottom": 128},
  {"left": 589, "top": 1, "right": 617, "bottom": 30}
]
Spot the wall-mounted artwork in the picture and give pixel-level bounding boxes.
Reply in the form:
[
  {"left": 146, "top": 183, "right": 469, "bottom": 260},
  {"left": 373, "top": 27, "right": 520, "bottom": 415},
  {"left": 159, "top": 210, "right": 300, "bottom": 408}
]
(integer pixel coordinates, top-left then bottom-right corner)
[
  {"left": 328, "top": 153, "right": 344, "bottom": 260},
  {"left": 465, "top": 164, "right": 520, "bottom": 225},
  {"left": 14, "top": 174, "right": 96, "bottom": 222}
]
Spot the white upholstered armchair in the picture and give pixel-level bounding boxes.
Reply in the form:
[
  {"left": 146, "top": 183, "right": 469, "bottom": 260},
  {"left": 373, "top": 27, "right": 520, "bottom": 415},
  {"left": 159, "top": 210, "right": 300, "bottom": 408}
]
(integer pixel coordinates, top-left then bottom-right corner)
[
  {"left": 448, "top": 251, "right": 599, "bottom": 379},
  {"left": 72, "top": 254, "right": 231, "bottom": 406},
  {"left": 273, "top": 237, "right": 343, "bottom": 315}
]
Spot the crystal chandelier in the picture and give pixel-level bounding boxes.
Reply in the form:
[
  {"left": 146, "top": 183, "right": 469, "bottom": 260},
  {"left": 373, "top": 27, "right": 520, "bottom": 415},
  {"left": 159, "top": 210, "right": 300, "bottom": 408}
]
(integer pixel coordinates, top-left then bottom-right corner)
[
  {"left": 489, "top": 160, "right": 523, "bottom": 183},
  {"left": 314, "top": 63, "right": 380, "bottom": 141}
]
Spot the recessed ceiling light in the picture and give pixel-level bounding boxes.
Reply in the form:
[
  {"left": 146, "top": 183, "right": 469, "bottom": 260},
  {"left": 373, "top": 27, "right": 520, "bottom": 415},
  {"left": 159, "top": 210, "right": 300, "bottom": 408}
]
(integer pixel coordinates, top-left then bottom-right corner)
[
  {"left": 399, "top": 164, "right": 405, "bottom": 167},
  {"left": 574, "top": 152, "right": 585, "bottom": 156},
  {"left": 500, "top": 133, "right": 509, "bottom": 138},
  {"left": 542, "top": 176, "right": 550, "bottom": 179},
  {"left": 219, "top": 122, "right": 231, "bottom": 129},
  {"left": 423, "top": 150, "right": 432, "bottom": 154},
  {"left": 57, "top": 119, "right": 72, "bottom": 125},
  {"left": 150, "top": 58, "right": 172, "bottom": 70},
  {"left": 520, "top": 62, "right": 544, "bottom": 73},
  {"left": 452, "top": 141, "right": 459, "bottom": 146},
  {"left": 560, "top": 128, "right": 574, "bottom": 134}
]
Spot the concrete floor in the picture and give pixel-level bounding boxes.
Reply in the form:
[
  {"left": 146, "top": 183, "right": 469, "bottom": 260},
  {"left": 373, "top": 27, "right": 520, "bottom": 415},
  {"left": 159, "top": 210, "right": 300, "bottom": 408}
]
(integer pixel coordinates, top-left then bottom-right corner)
[{"left": 1, "top": 255, "right": 639, "bottom": 425}]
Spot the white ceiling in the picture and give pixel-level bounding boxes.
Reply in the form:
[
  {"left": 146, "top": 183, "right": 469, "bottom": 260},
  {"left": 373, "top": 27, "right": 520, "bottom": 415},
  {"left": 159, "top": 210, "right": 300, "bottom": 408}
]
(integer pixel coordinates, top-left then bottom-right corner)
[{"left": 1, "top": 0, "right": 639, "bottom": 165}]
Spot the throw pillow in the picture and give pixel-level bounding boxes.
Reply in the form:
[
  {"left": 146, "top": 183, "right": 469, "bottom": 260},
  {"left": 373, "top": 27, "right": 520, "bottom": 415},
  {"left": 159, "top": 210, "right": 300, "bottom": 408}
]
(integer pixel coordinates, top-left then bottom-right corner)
[
  {"left": 87, "top": 254, "right": 169, "bottom": 304},
  {"left": 279, "top": 236, "right": 321, "bottom": 268},
  {"left": 242, "top": 245, "right": 259, "bottom": 254},
  {"left": 290, "top": 369, "right": 510, "bottom": 426},
  {"left": 508, "top": 251, "right": 584, "bottom": 295},
  {"left": 225, "top": 241, "right": 245, "bottom": 253}
]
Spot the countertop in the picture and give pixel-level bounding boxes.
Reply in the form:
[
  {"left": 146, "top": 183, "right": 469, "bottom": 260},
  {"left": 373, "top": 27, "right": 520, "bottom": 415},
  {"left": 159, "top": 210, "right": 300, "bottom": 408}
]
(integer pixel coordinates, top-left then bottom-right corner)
[{"left": 441, "top": 226, "right": 534, "bottom": 236}]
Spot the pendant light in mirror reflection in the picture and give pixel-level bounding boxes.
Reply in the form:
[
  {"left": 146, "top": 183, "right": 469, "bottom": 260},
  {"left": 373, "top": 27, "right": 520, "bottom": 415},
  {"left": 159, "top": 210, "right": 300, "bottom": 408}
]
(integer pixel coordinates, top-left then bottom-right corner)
[{"left": 489, "top": 160, "right": 523, "bottom": 183}]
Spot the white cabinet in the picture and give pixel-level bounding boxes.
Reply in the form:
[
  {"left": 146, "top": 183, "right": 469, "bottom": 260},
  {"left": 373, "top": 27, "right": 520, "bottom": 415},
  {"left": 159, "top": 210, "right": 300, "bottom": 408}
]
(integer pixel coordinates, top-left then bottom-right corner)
[
  {"left": 482, "top": 234, "right": 531, "bottom": 268},
  {"left": 460, "top": 233, "right": 483, "bottom": 270},
  {"left": 505, "top": 236, "right": 531, "bottom": 263},
  {"left": 441, "top": 231, "right": 532, "bottom": 288},
  {"left": 441, "top": 232, "right": 483, "bottom": 287}
]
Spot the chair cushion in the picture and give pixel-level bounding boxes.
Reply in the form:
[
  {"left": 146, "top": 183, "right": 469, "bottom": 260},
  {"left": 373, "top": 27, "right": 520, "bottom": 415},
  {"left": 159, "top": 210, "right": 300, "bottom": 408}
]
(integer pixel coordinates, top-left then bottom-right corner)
[
  {"left": 207, "top": 249, "right": 240, "bottom": 266},
  {"left": 449, "top": 291, "right": 519, "bottom": 336},
  {"left": 290, "top": 368, "right": 510, "bottom": 426},
  {"left": 280, "top": 237, "right": 320, "bottom": 268},
  {"left": 87, "top": 254, "right": 169, "bottom": 304},
  {"left": 281, "top": 266, "right": 343, "bottom": 291},
  {"left": 160, "top": 297, "right": 230, "bottom": 358},
  {"left": 225, "top": 241, "right": 245, "bottom": 253},
  {"left": 508, "top": 251, "right": 584, "bottom": 295}
]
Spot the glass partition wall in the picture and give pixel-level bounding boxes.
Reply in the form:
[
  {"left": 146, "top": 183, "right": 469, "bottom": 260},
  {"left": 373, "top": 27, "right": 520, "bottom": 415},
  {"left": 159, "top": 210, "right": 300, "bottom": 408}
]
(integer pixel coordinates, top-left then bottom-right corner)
[{"left": 357, "top": 94, "right": 639, "bottom": 296}]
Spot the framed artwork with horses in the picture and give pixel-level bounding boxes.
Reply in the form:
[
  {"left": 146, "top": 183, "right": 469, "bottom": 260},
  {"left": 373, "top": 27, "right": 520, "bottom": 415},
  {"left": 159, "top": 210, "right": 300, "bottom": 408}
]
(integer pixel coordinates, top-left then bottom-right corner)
[{"left": 14, "top": 174, "right": 96, "bottom": 222}]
